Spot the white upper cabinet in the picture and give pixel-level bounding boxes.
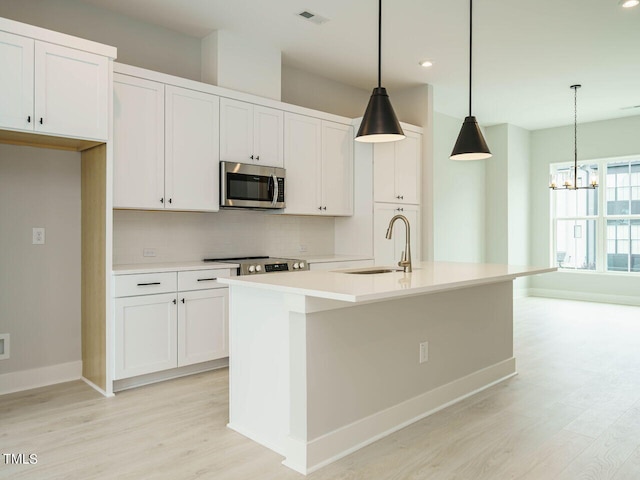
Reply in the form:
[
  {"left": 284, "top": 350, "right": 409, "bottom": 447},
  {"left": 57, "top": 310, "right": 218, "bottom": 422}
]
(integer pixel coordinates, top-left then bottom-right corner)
[
  {"left": 0, "top": 31, "right": 34, "bottom": 131},
  {"left": 374, "top": 130, "right": 421, "bottom": 204},
  {"left": 34, "top": 42, "right": 108, "bottom": 140},
  {"left": 113, "top": 74, "right": 165, "bottom": 209},
  {"left": 220, "top": 97, "right": 283, "bottom": 167},
  {"left": 283, "top": 113, "right": 322, "bottom": 215},
  {"left": 0, "top": 32, "right": 108, "bottom": 141},
  {"left": 165, "top": 85, "right": 220, "bottom": 211},
  {"left": 283, "top": 113, "right": 353, "bottom": 216},
  {"left": 321, "top": 121, "right": 354, "bottom": 215}
]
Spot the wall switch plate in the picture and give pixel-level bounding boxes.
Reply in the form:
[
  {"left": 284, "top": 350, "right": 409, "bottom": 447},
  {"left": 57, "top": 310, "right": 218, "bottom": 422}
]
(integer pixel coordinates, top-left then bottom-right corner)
[
  {"left": 143, "top": 248, "right": 157, "bottom": 257},
  {"left": 32, "top": 227, "right": 45, "bottom": 245},
  {"left": 419, "top": 341, "right": 428, "bottom": 364}
]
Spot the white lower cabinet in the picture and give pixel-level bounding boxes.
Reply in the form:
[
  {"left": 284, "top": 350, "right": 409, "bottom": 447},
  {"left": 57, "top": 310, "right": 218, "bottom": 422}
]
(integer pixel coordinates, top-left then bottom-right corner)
[
  {"left": 178, "top": 288, "right": 228, "bottom": 367},
  {"left": 115, "top": 292, "right": 178, "bottom": 379},
  {"left": 114, "top": 268, "right": 230, "bottom": 381}
]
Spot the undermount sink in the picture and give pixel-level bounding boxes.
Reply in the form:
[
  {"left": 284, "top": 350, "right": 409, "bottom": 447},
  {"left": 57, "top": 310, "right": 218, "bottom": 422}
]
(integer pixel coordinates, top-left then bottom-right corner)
[{"left": 340, "top": 268, "right": 404, "bottom": 275}]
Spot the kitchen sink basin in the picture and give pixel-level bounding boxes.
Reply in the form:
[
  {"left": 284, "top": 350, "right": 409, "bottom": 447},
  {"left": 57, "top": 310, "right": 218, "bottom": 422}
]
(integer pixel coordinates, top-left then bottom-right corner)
[{"left": 340, "top": 268, "right": 404, "bottom": 274}]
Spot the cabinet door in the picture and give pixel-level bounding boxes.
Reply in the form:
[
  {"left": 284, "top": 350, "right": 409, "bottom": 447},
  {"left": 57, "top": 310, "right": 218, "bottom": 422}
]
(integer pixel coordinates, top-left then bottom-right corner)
[
  {"left": 220, "top": 98, "right": 253, "bottom": 163},
  {"left": 374, "top": 204, "right": 420, "bottom": 265},
  {"left": 253, "top": 105, "right": 283, "bottom": 167},
  {"left": 0, "top": 31, "right": 34, "bottom": 131},
  {"left": 373, "top": 142, "right": 396, "bottom": 203},
  {"left": 113, "top": 75, "right": 165, "bottom": 209},
  {"left": 283, "top": 113, "right": 322, "bottom": 215},
  {"left": 34, "top": 42, "right": 108, "bottom": 140},
  {"left": 321, "top": 121, "right": 353, "bottom": 216},
  {"left": 114, "top": 293, "right": 177, "bottom": 379},
  {"left": 395, "top": 131, "right": 421, "bottom": 205},
  {"left": 177, "top": 289, "right": 228, "bottom": 367},
  {"left": 165, "top": 85, "right": 220, "bottom": 211}
]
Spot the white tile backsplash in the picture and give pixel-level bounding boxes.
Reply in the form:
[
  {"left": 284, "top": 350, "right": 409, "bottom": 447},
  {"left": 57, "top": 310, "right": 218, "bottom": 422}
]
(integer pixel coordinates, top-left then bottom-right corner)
[{"left": 113, "top": 209, "right": 335, "bottom": 264}]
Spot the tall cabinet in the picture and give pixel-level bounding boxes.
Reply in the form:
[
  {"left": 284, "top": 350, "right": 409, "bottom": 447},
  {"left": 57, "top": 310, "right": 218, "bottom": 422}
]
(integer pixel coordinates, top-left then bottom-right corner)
[{"left": 372, "top": 128, "right": 423, "bottom": 266}]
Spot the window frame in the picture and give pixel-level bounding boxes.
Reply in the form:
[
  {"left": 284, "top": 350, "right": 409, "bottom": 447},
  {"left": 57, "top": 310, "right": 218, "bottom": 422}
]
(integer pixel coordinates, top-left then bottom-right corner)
[{"left": 550, "top": 155, "right": 640, "bottom": 274}]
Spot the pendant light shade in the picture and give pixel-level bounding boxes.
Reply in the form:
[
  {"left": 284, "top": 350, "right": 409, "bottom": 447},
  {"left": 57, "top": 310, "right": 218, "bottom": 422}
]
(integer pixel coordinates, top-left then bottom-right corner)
[
  {"left": 450, "top": 0, "right": 491, "bottom": 160},
  {"left": 355, "top": 0, "right": 405, "bottom": 143},
  {"left": 356, "top": 87, "right": 405, "bottom": 143},
  {"left": 450, "top": 116, "right": 492, "bottom": 160}
]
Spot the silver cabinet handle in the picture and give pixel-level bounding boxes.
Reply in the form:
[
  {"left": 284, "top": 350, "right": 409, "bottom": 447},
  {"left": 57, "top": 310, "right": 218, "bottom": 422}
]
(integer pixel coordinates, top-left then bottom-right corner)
[{"left": 271, "top": 174, "right": 279, "bottom": 206}]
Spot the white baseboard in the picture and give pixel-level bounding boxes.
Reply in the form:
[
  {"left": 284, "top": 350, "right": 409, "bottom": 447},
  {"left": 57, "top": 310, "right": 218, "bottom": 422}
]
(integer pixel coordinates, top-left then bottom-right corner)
[
  {"left": 0, "top": 361, "right": 82, "bottom": 396},
  {"left": 528, "top": 288, "right": 640, "bottom": 306},
  {"left": 284, "top": 357, "right": 517, "bottom": 475}
]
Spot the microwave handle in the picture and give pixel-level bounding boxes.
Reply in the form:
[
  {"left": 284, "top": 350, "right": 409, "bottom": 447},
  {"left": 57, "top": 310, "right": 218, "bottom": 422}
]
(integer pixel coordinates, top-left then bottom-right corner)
[{"left": 271, "top": 174, "right": 279, "bottom": 206}]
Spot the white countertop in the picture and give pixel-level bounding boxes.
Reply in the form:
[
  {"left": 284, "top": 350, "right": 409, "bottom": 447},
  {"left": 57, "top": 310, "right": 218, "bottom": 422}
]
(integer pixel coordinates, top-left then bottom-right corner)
[
  {"left": 218, "top": 261, "right": 556, "bottom": 303},
  {"left": 288, "top": 254, "right": 374, "bottom": 264},
  {"left": 113, "top": 261, "right": 237, "bottom": 275}
]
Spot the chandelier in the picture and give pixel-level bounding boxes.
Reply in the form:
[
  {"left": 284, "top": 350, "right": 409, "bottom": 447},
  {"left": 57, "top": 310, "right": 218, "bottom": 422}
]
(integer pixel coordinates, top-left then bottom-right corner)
[{"left": 549, "top": 85, "right": 598, "bottom": 190}]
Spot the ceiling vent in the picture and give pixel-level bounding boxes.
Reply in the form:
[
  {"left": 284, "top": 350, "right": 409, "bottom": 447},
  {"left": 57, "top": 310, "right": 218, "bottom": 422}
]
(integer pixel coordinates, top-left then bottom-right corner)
[{"left": 297, "top": 10, "right": 330, "bottom": 25}]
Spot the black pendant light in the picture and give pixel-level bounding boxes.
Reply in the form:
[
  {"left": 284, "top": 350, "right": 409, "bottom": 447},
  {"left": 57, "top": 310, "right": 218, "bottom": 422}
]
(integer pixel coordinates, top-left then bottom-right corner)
[
  {"left": 355, "top": 0, "right": 405, "bottom": 143},
  {"left": 450, "top": 0, "right": 492, "bottom": 160}
]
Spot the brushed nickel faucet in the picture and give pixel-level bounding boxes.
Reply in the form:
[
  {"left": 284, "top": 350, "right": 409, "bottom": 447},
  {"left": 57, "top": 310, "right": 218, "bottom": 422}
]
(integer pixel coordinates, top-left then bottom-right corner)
[{"left": 385, "top": 214, "right": 412, "bottom": 273}]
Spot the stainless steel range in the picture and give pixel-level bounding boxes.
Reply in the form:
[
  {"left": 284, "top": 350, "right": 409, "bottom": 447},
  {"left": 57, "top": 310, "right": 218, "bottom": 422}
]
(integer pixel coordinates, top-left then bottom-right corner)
[{"left": 204, "top": 256, "right": 309, "bottom": 275}]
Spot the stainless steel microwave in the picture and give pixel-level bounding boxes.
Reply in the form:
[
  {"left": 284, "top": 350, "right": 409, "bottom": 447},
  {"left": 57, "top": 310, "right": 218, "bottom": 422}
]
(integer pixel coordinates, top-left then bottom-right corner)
[{"left": 220, "top": 162, "right": 285, "bottom": 209}]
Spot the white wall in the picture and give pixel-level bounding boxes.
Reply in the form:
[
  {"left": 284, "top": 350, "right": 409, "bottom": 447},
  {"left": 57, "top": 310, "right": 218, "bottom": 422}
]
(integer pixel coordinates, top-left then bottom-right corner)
[
  {"left": 484, "top": 125, "right": 509, "bottom": 264},
  {"left": 433, "top": 112, "right": 485, "bottom": 262},
  {"left": 529, "top": 114, "right": 640, "bottom": 304},
  {"left": 0, "top": 0, "right": 202, "bottom": 80},
  {"left": 281, "top": 65, "right": 370, "bottom": 118},
  {"left": 202, "top": 30, "right": 282, "bottom": 100},
  {"left": 113, "top": 210, "right": 335, "bottom": 265},
  {"left": 0, "top": 145, "right": 81, "bottom": 375}
]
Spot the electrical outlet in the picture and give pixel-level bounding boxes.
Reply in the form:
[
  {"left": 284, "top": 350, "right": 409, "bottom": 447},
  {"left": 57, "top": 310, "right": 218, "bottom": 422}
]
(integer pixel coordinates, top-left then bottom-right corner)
[
  {"left": 419, "top": 341, "right": 428, "bottom": 364},
  {"left": 143, "top": 248, "right": 157, "bottom": 257},
  {"left": 0, "top": 334, "right": 9, "bottom": 360},
  {"left": 32, "top": 227, "right": 45, "bottom": 245}
]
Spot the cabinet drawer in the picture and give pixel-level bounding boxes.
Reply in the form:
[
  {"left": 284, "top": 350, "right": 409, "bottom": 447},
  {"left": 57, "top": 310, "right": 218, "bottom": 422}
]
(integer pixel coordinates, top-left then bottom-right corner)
[
  {"left": 114, "top": 272, "right": 177, "bottom": 297},
  {"left": 178, "top": 269, "right": 232, "bottom": 291}
]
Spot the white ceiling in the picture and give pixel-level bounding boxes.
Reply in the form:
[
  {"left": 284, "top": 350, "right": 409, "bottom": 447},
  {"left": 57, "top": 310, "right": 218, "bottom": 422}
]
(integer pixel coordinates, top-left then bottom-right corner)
[{"left": 78, "top": 0, "right": 640, "bottom": 130}]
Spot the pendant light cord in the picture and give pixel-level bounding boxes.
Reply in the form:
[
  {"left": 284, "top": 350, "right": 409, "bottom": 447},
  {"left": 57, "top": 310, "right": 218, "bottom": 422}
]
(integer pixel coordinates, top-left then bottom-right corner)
[
  {"left": 574, "top": 85, "right": 578, "bottom": 177},
  {"left": 468, "top": 0, "right": 473, "bottom": 116},
  {"left": 378, "top": 0, "right": 382, "bottom": 88}
]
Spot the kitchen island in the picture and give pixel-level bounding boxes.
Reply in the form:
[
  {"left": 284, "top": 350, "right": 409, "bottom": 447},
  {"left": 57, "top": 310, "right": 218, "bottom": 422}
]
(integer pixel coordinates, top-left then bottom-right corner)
[{"left": 218, "top": 262, "right": 554, "bottom": 474}]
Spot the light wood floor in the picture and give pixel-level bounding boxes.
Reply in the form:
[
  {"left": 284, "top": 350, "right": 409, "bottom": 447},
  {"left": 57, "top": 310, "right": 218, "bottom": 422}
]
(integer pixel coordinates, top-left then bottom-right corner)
[{"left": 2, "top": 297, "right": 640, "bottom": 479}]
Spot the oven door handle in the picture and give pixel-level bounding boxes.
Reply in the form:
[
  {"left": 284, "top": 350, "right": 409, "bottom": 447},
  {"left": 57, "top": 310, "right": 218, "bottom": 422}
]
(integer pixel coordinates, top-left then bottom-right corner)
[{"left": 271, "top": 174, "right": 279, "bottom": 206}]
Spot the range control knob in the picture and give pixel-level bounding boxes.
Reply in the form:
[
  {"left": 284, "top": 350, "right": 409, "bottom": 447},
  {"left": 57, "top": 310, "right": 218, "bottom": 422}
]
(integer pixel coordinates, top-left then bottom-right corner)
[
  {"left": 248, "top": 265, "right": 256, "bottom": 273},
  {"left": 255, "top": 265, "right": 262, "bottom": 272},
  {"left": 293, "top": 262, "right": 300, "bottom": 269},
  {"left": 299, "top": 262, "right": 305, "bottom": 269}
]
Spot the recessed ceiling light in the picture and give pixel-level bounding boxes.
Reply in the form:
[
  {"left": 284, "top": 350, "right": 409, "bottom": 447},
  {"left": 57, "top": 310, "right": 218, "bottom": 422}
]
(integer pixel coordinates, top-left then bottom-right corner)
[
  {"left": 619, "top": 0, "right": 639, "bottom": 8},
  {"left": 419, "top": 60, "right": 433, "bottom": 68}
]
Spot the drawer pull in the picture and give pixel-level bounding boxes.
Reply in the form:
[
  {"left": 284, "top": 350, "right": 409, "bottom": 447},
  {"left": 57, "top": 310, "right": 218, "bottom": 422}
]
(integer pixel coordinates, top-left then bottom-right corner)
[
  {"left": 137, "top": 282, "right": 161, "bottom": 286},
  {"left": 197, "top": 278, "right": 217, "bottom": 282}
]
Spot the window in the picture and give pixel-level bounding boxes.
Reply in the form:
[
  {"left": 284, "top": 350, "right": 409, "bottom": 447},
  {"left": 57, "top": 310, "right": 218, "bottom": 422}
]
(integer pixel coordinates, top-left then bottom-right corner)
[{"left": 551, "top": 157, "right": 640, "bottom": 273}]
